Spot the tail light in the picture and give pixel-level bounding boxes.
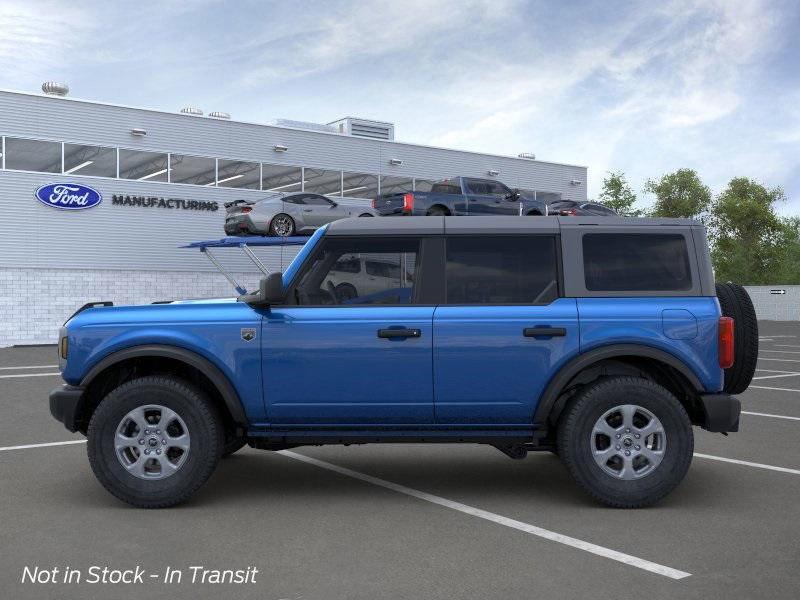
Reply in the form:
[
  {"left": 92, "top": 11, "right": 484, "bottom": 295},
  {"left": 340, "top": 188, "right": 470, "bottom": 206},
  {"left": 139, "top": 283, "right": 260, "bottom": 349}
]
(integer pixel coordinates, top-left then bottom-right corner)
[
  {"left": 241, "top": 207, "right": 252, "bottom": 213},
  {"left": 718, "top": 316, "right": 734, "bottom": 369},
  {"left": 559, "top": 209, "right": 578, "bottom": 216},
  {"left": 371, "top": 198, "right": 377, "bottom": 209},
  {"left": 402, "top": 193, "right": 414, "bottom": 213}
]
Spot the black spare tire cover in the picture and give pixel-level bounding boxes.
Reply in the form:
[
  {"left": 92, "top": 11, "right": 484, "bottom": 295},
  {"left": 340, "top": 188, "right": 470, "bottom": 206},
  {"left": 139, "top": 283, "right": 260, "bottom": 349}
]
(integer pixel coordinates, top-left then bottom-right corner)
[{"left": 716, "top": 282, "right": 758, "bottom": 394}]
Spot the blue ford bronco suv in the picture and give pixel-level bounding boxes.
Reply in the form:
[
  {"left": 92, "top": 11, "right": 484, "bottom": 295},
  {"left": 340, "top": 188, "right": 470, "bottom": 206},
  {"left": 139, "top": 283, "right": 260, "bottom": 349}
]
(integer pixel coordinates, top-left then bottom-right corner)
[{"left": 49, "top": 216, "right": 758, "bottom": 508}]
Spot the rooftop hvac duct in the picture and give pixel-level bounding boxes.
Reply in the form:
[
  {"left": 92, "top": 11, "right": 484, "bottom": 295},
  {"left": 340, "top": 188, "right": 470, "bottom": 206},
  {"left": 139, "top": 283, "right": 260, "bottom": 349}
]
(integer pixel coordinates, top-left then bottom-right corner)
[
  {"left": 518, "top": 152, "right": 536, "bottom": 160},
  {"left": 180, "top": 106, "right": 203, "bottom": 116},
  {"left": 208, "top": 111, "right": 231, "bottom": 119},
  {"left": 42, "top": 82, "right": 69, "bottom": 96}
]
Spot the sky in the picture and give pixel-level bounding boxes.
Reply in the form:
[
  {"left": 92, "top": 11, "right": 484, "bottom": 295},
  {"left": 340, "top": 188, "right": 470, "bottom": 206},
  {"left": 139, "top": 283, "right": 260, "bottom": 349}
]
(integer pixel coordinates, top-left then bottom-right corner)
[{"left": 1, "top": 0, "right": 799, "bottom": 212}]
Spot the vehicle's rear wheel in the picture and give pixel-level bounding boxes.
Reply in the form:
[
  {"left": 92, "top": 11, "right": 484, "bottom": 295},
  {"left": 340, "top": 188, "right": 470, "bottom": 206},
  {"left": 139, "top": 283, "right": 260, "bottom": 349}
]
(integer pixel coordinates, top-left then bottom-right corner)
[
  {"left": 557, "top": 377, "right": 693, "bottom": 508},
  {"left": 426, "top": 206, "right": 448, "bottom": 216},
  {"left": 269, "top": 214, "right": 295, "bottom": 237},
  {"left": 716, "top": 282, "right": 758, "bottom": 394},
  {"left": 358, "top": 213, "right": 374, "bottom": 217},
  {"left": 87, "top": 375, "right": 223, "bottom": 508}
]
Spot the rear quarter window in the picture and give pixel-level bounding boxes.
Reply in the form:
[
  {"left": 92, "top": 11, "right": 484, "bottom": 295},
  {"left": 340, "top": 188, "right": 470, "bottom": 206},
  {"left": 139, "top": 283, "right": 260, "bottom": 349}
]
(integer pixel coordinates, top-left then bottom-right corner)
[{"left": 583, "top": 233, "right": 692, "bottom": 291}]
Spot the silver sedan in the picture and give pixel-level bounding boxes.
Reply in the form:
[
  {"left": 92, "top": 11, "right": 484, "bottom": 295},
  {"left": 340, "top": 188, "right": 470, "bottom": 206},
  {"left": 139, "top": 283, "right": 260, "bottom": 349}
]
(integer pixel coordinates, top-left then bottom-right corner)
[{"left": 224, "top": 192, "right": 376, "bottom": 236}]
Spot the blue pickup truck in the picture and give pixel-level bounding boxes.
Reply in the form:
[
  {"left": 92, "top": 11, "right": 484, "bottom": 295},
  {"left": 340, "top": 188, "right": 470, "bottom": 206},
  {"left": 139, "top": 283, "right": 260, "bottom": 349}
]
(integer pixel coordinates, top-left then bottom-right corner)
[
  {"left": 49, "top": 216, "right": 757, "bottom": 508},
  {"left": 372, "top": 177, "right": 548, "bottom": 216}
]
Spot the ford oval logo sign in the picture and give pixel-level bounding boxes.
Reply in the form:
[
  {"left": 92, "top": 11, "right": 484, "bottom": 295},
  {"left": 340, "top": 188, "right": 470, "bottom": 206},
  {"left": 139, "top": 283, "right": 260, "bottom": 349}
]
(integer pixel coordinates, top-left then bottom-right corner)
[{"left": 35, "top": 183, "right": 102, "bottom": 210}]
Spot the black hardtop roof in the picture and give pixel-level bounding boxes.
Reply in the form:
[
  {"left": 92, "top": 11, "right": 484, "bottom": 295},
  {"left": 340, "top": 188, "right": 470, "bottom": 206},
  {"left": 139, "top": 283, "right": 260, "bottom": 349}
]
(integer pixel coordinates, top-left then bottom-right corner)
[{"left": 325, "top": 216, "right": 700, "bottom": 236}]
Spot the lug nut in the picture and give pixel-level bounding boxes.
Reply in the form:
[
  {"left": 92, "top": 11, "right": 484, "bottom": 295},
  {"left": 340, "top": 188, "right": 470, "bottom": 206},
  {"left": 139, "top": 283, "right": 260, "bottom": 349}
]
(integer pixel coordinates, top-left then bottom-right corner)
[
  {"left": 615, "top": 434, "right": 621, "bottom": 439},
  {"left": 144, "top": 429, "right": 150, "bottom": 435},
  {"left": 144, "top": 449, "right": 150, "bottom": 455},
  {"left": 162, "top": 439, "right": 167, "bottom": 445},
  {"left": 138, "top": 439, "right": 144, "bottom": 445},
  {"left": 624, "top": 450, "right": 631, "bottom": 456},
  {"left": 635, "top": 445, "right": 641, "bottom": 450},
  {"left": 634, "top": 433, "right": 641, "bottom": 439},
  {"left": 156, "top": 449, "right": 161, "bottom": 455},
  {"left": 156, "top": 429, "right": 161, "bottom": 434},
  {"left": 615, "top": 445, "right": 621, "bottom": 450}
]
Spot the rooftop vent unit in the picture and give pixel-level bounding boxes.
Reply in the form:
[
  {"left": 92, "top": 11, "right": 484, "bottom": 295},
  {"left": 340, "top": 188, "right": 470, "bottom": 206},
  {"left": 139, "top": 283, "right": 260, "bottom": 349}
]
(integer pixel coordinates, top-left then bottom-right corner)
[
  {"left": 269, "top": 119, "right": 337, "bottom": 134},
  {"left": 208, "top": 111, "right": 230, "bottom": 119},
  {"left": 518, "top": 152, "right": 536, "bottom": 160},
  {"left": 42, "top": 82, "right": 69, "bottom": 96},
  {"left": 180, "top": 106, "right": 203, "bottom": 116},
  {"left": 329, "top": 117, "right": 394, "bottom": 141}
]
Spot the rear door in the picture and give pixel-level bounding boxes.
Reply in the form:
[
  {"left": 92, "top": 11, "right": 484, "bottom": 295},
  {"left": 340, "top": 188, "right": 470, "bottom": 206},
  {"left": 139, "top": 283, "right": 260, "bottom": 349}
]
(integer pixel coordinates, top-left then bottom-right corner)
[
  {"left": 464, "top": 179, "right": 519, "bottom": 215},
  {"left": 262, "top": 235, "right": 436, "bottom": 425},
  {"left": 433, "top": 232, "right": 579, "bottom": 424}
]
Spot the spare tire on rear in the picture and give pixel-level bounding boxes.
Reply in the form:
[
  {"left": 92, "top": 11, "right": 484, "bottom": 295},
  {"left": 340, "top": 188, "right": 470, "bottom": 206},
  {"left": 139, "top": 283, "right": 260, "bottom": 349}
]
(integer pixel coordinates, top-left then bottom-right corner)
[{"left": 716, "top": 282, "right": 758, "bottom": 394}]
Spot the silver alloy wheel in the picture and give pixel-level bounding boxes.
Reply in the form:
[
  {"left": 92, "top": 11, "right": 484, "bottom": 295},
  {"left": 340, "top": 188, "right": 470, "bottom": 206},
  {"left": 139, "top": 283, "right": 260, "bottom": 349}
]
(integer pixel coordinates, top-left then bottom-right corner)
[
  {"left": 114, "top": 405, "right": 191, "bottom": 480},
  {"left": 590, "top": 404, "right": 666, "bottom": 480},
  {"left": 271, "top": 215, "right": 293, "bottom": 236}
]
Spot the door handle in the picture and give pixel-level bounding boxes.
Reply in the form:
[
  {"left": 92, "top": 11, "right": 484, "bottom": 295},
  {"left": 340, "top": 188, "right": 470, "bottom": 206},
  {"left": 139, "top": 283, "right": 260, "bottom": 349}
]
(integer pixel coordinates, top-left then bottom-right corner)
[
  {"left": 303, "top": 209, "right": 313, "bottom": 212},
  {"left": 378, "top": 328, "right": 421, "bottom": 339},
  {"left": 523, "top": 327, "right": 566, "bottom": 337}
]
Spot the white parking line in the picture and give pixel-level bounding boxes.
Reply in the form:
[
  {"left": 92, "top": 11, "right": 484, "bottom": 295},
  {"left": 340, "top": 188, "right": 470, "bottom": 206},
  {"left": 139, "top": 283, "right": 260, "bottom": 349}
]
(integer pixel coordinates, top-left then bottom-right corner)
[
  {"left": 752, "top": 372, "right": 800, "bottom": 380},
  {"left": 760, "top": 349, "right": 800, "bottom": 355},
  {"left": 759, "top": 335, "right": 797, "bottom": 338},
  {"left": 279, "top": 450, "right": 691, "bottom": 580},
  {"left": 0, "top": 440, "right": 86, "bottom": 452},
  {"left": 694, "top": 453, "right": 800, "bottom": 475},
  {"left": 0, "top": 365, "right": 59, "bottom": 370},
  {"left": 774, "top": 344, "right": 800, "bottom": 349},
  {"left": 757, "top": 357, "right": 800, "bottom": 363},
  {"left": 0, "top": 372, "right": 61, "bottom": 379},
  {"left": 750, "top": 385, "right": 800, "bottom": 393},
  {"left": 742, "top": 411, "right": 800, "bottom": 422}
]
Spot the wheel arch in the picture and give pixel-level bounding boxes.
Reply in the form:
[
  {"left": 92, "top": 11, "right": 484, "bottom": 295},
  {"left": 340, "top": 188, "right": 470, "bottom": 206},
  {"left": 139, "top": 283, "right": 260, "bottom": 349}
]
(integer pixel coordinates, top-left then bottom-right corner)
[
  {"left": 426, "top": 204, "right": 451, "bottom": 215},
  {"left": 533, "top": 344, "right": 704, "bottom": 428},
  {"left": 78, "top": 344, "right": 247, "bottom": 433}
]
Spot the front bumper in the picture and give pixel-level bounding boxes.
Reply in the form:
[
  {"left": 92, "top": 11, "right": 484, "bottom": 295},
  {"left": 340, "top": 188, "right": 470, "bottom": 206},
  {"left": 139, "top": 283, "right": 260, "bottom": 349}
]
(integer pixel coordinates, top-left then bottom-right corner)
[
  {"left": 49, "top": 384, "right": 85, "bottom": 433},
  {"left": 699, "top": 393, "right": 740, "bottom": 432}
]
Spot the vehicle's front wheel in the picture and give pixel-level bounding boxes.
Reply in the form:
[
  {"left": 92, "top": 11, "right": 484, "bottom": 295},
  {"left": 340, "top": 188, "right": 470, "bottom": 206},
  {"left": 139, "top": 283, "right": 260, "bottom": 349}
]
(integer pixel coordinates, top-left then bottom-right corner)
[
  {"left": 87, "top": 376, "right": 223, "bottom": 508},
  {"left": 557, "top": 377, "right": 693, "bottom": 508}
]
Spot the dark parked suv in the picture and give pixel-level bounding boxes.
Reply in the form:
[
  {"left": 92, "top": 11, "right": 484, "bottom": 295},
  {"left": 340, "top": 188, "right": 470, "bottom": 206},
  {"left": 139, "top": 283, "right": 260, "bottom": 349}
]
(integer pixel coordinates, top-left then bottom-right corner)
[{"left": 50, "top": 216, "right": 757, "bottom": 508}]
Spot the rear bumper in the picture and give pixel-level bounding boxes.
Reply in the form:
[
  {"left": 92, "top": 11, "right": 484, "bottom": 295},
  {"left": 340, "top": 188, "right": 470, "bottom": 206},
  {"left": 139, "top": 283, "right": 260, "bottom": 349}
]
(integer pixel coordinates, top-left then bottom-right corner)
[
  {"left": 699, "top": 393, "right": 740, "bottom": 432},
  {"left": 49, "top": 384, "right": 85, "bottom": 433}
]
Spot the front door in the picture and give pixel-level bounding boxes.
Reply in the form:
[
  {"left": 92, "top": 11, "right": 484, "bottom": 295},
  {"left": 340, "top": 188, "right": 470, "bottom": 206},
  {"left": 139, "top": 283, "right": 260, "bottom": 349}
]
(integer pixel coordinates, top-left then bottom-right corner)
[
  {"left": 464, "top": 179, "right": 520, "bottom": 215},
  {"left": 433, "top": 234, "right": 579, "bottom": 424},
  {"left": 262, "top": 235, "right": 435, "bottom": 425},
  {"left": 301, "top": 194, "right": 348, "bottom": 228}
]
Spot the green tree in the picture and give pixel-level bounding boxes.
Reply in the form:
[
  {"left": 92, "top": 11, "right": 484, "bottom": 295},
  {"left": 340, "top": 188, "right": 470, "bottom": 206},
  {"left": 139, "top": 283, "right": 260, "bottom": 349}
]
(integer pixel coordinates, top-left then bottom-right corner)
[
  {"left": 598, "top": 171, "right": 642, "bottom": 216},
  {"left": 644, "top": 168, "right": 711, "bottom": 219},
  {"left": 709, "top": 177, "right": 786, "bottom": 284}
]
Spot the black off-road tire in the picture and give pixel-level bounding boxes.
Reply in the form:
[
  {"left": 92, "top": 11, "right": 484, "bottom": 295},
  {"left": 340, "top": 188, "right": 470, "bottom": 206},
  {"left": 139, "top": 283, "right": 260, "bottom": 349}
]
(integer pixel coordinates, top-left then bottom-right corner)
[
  {"left": 716, "top": 282, "right": 759, "bottom": 394},
  {"left": 87, "top": 376, "right": 224, "bottom": 508},
  {"left": 557, "top": 377, "right": 694, "bottom": 508}
]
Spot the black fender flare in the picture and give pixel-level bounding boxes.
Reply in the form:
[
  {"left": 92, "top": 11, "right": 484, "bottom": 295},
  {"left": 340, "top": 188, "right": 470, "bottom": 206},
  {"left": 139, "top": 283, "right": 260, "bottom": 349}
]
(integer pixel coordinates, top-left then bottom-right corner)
[
  {"left": 80, "top": 344, "right": 247, "bottom": 425},
  {"left": 532, "top": 344, "right": 704, "bottom": 427}
]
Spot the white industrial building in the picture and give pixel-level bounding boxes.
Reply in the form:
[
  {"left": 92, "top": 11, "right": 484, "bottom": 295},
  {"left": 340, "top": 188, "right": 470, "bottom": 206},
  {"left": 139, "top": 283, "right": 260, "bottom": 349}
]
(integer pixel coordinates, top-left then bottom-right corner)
[{"left": 0, "top": 84, "right": 588, "bottom": 346}]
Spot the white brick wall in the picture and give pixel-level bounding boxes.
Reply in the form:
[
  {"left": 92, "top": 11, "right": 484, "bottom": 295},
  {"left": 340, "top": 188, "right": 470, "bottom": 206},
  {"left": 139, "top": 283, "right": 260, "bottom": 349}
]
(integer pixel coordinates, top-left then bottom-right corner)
[
  {"left": 744, "top": 286, "right": 800, "bottom": 321},
  {"left": 0, "top": 268, "right": 262, "bottom": 347}
]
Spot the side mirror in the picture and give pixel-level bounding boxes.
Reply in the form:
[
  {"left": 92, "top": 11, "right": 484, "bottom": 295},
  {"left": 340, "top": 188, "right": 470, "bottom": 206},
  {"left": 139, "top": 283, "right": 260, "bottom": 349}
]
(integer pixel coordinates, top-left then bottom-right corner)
[
  {"left": 329, "top": 201, "right": 339, "bottom": 208},
  {"left": 505, "top": 189, "right": 521, "bottom": 201},
  {"left": 239, "top": 272, "right": 284, "bottom": 307}
]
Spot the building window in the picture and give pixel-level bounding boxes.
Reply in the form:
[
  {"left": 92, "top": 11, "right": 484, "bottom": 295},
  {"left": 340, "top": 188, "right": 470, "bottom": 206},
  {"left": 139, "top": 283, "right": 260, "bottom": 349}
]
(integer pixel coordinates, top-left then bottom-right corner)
[
  {"left": 170, "top": 154, "right": 216, "bottom": 186},
  {"left": 341, "top": 172, "right": 379, "bottom": 198},
  {"left": 4, "top": 137, "right": 61, "bottom": 173},
  {"left": 379, "top": 175, "right": 414, "bottom": 195},
  {"left": 63, "top": 144, "right": 117, "bottom": 177},
  {"left": 217, "top": 159, "right": 260, "bottom": 189},
  {"left": 413, "top": 178, "right": 436, "bottom": 192},
  {"left": 262, "top": 164, "right": 302, "bottom": 192},
  {"left": 119, "top": 149, "right": 169, "bottom": 182},
  {"left": 304, "top": 168, "right": 342, "bottom": 196}
]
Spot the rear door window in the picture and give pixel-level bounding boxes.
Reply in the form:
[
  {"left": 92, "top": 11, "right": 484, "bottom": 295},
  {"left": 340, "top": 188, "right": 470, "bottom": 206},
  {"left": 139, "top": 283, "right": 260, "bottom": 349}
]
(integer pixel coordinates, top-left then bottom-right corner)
[
  {"left": 583, "top": 233, "right": 692, "bottom": 291},
  {"left": 445, "top": 236, "right": 559, "bottom": 304}
]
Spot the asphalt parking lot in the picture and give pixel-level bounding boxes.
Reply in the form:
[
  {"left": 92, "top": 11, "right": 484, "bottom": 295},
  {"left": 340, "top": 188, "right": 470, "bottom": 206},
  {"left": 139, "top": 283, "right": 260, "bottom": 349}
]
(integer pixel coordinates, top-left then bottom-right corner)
[{"left": 2, "top": 322, "right": 800, "bottom": 600}]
